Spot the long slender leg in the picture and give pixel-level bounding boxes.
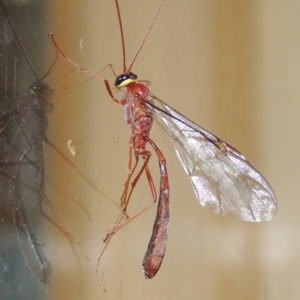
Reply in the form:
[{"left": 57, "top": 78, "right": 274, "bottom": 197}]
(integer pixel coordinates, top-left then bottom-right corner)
[
  {"left": 49, "top": 35, "right": 121, "bottom": 104},
  {"left": 10, "top": 150, "right": 84, "bottom": 289},
  {"left": 45, "top": 137, "right": 119, "bottom": 209},
  {"left": 97, "top": 137, "right": 169, "bottom": 287},
  {"left": 11, "top": 165, "right": 52, "bottom": 284},
  {"left": 9, "top": 166, "right": 83, "bottom": 290},
  {"left": 108, "top": 150, "right": 157, "bottom": 236},
  {"left": 120, "top": 137, "right": 135, "bottom": 210},
  {"left": 10, "top": 144, "right": 79, "bottom": 245},
  {"left": 96, "top": 147, "right": 157, "bottom": 289},
  {"left": 10, "top": 144, "right": 92, "bottom": 220}
]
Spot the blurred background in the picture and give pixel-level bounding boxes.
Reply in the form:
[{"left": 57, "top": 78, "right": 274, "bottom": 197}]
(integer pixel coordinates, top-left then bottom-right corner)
[{"left": 0, "top": 0, "right": 299, "bottom": 299}]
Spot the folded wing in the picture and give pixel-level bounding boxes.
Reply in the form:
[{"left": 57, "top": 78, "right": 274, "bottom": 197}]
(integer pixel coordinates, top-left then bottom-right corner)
[{"left": 149, "top": 97, "right": 277, "bottom": 222}]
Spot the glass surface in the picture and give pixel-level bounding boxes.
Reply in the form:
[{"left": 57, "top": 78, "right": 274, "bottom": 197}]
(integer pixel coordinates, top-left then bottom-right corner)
[{"left": 0, "top": 0, "right": 299, "bottom": 299}]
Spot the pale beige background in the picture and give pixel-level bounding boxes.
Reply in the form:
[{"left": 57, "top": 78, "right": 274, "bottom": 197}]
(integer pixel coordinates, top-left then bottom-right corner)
[{"left": 43, "top": 0, "right": 300, "bottom": 299}]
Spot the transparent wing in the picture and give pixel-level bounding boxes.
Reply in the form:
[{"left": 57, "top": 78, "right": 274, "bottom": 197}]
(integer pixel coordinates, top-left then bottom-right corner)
[{"left": 146, "top": 96, "right": 277, "bottom": 222}]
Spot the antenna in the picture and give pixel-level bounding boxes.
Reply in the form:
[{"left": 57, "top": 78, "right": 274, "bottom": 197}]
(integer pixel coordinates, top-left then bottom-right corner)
[
  {"left": 114, "top": 0, "right": 127, "bottom": 73},
  {"left": 114, "top": 0, "right": 165, "bottom": 73},
  {"left": 0, "top": 1, "right": 38, "bottom": 79}
]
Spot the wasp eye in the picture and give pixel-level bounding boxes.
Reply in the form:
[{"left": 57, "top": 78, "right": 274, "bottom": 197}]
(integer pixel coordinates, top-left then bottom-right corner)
[{"left": 129, "top": 72, "right": 137, "bottom": 80}]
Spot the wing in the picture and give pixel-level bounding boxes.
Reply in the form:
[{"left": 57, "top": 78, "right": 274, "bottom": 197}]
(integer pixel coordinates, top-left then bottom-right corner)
[{"left": 146, "top": 96, "right": 277, "bottom": 222}]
